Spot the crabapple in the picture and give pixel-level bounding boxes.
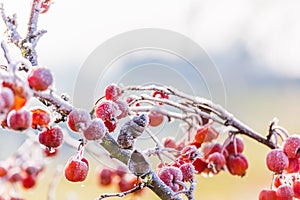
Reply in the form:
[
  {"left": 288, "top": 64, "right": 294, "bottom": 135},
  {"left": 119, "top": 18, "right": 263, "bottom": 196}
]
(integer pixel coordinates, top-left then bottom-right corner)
[
  {"left": 27, "top": 68, "right": 53, "bottom": 91},
  {"left": 83, "top": 118, "right": 106, "bottom": 140},
  {"left": 194, "top": 126, "right": 208, "bottom": 145},
  {"left": 258, "top": 189, "right": 277, "bottom": 200},
  {"left": 157, "top": 166, "right": 183, "bottom": 192},
  {"left": 64, "top": 157, "right": 89, "bottom": 182},
  {"left": 180, "top": 145, "right": 199, "bottom": 162},
  {"left": 115, "top": 100, "right": 129, "bottom": 119},
  {"left": 95, "top": 101, "right": 117, "bottom": 121},
  {"left": 148, "top": 112, "right": 164, "bottom": 127},
  {"left": 207, "top": 152, "right": 226, "bottom": 174},
  {"left": 98, "top": 168, "right": 113, "bottom": 186},
  {"left": 22, "top": 175, "right": 36, "bottom": 189},
  {"left": 276, "top": 184, "right": 294, "bottom": 200},
  {"left": 38, "top": 127, "right": 63, "bottom": 148},
  {"left": 293, "top": 180, "right": 300, "bottom": 198},
  {"left": 283, "top": 135, "right": 300, "bottom": 159},
  {"left": 266, "top": 149, "right": 289, "bottom": 173},
  {"left": 286, "top": 158, "right": 299, "bottom": 173},
  {"left": 67, "top": 109, "right": 91, "bottom": 132},
  {"left": 7, "top": 109, "right": 32, "bottom": 131},
  {"left": 0, "top": 87, "right": 14, "bottom": 110},
  {"left": 225, "top": 137, "right": 244, "bottom": 154},
  {"left": 226, "top": 153, "right": 248, "bottom": 177},
  {"left": 104, "top": 120, "right": 117, "bottom": 132},
  {"left": 192, "top": 157, "right": 208, "bottom": 174},
  {"left": 162, "top": 137, "right": 177, "bottom": 149},
  {"left": 105, "top": 84, "right": 122, "bottom": 101},
  {"left": 179, "top": 163, "right": 195, "bottom": 182}
]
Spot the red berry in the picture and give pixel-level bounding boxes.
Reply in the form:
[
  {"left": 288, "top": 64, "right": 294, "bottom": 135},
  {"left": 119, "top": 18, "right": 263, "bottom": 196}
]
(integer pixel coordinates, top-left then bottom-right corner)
[
  {"left": 0, "top": 87, "right": 14, "bottom": 110},
  {"left": 258, "top": 189, "right": 277, "bottom": 200},
  {"left": 27, "top": 68, "right": 53, "bottom": 91},
  {"left": 105, "top": 84, "right": 122, "bottom": 101},
  {"left": 64, "top": 157, "right": 89, "bottom": 182},
  {"left": 0, "top": 164, "right": 7, "bottom": 178},
  {"left": 202, "top": 142, "right": 228, "bottom": 159},
  {"left": 148, "top": 112, "right": 164, "bottom": 127},
  {"left": 162, "top": 137, "right": 177, "bottom": 149},
  {"left": 273, "top": 175, "right": 283, "bottom": 188},
  {"left": 115, "top": 166, "right": 127, "bottom": 178},
  {"left": 179, "top": 163, "right": 194, "bottom": 182},
  {"left": 98, "top": 168, "right": 113, "bottom": 186},
  {"left": 7, "top": 109, "right": 32, "bottom": 131},
  {"left": 104, "top": 120, "right": 117, "bottom": 132},
  {"left": 95, "top": 101, "right": 117, "bottom": 121},
  {"left": 83, "top": 118, "right": 106, "bottom": 140},
  {"left": 44, "top": 147, "right": 58, "bottom": 157},
  {"left": 194, "top": 126, "right": 209, "bottom": 145},
  {"left": 276, "top": 184, "right": 294, "bottom": 200},
  {"left": 293, "top": 180, "right": 300, "bottom": 198},
  {"left": 226, "top": 153, "right": 248, "bottom": 177},
  {"left": 40, "top": 0, "right": 52, "bottom": 14},
  {"left": 67, "top": 109, "right": 91, "bottom": 132},
  {"left": 8, "top": 170, "right": 22, "bottom": 183},
  {"left": 157, "top": 166, "right": 183, "bottom": 192},
  {"left": 22, "top": 175, "right": 36, "bottom": 189},
  {"left": 225, "top": 137, "right": 244, "bottom": 154},
  {"left": 39, "top": 127, "right": 63, "bottom": 148},
  {"left": 192, "top": 157, "right": 208, "bottom": 174},
  {"left": 266, "top": 149, "right": 289, "bottom": 173},
  {"left": 207, "top": 152, "right": 226, "bottom": 174},
  {"left": 283, "top": 135, "right": 300, "bottom": 159},
  {"left": 286, "top": 158, "right": 299, "bottom": 173},
  {"left": 118, "top": 177, "right": 138, "bottom": 192},
  {"left": 30, "top": 108, "right": 51, "bottom": 129}
]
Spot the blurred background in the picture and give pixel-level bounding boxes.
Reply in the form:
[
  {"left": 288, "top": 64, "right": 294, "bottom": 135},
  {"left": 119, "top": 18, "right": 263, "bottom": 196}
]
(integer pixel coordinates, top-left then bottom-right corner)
[{"left": 0, "top": 0, "right": 300, "bottom": 199}]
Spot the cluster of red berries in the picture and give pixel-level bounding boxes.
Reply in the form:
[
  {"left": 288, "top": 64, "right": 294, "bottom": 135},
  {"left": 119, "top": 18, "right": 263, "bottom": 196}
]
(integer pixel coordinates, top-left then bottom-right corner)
[
  {"left": 97, "top": 166, "right": 145, "bottom": 196},
  {"left": 259, "top": 134, "right": 300, "bottom": 200}
]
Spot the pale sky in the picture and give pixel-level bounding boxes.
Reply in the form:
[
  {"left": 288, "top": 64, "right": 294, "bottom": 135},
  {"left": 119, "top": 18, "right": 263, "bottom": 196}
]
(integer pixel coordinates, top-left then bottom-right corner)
[{"left": 1, "top": 0, "right": 300, "bottom": 78}]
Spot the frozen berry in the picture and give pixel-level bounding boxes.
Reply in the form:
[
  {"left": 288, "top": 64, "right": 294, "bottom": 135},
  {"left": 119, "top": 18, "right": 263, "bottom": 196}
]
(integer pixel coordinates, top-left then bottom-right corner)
[
  {"left": 64, "top": 157, "right": 89, "bottom": 182},
  {"left": 179, "top": 163, "right": 194, "bottom": 182},
  {"left": 286, "top": 158, "right": 299, "bottom": 173},
  {"left": 30, "top": 108, "right": 51, "bottom": 129},
  {"left": 39, "top": 127, "right": 63, "bottom": 148},
  {"left": 22, "top": 175, "right": 36, "bottom": 189},
  {"left": 98, "top": 168, "right": 113, "bottom": 186},
  {"left": 0, "top": 87, "right": 14, "bottom": 110},
  {"left": 266, "top": 149, "right": 289, "bottom": 173},
  {"left": 293, "top": 180, "right": 300, "bottom": 198},
  {"left": 148, "top": 112, "right": 164, "bottom": 127},
  {"left": 162, "top": 137, "right": 177, "bottom": 149},
  {"left": 226, "top": 153, "right": 248, "bottom": 177},
  {"left": 27, "top": 68, "right": 53, "bottom": 91},
  {"left": 83, "top": 118, "right": 106, "bottom": 140},
  {"left": 95, "top": 101, "right": 117, "bottom": 121},
  {"left": 67, "top": 109, "right": 91, "bottom": 132},
  {"left": 7, "top": 109, "right": 32, "bottom": 131},
  {"left": 180, "top": 145, "right": 199, "bottom": 162},
  {"left": 276, "top": 184, "right": 294, "bottom": 200},
  {"left": 192, "top": 157, "right": 208, "bottom": 174},
  {"left": 158, "top": 166, "right": 183, "bottom": 192},
  {"left": 225, "top": 137, "right": 244, "bottom": 154},
  {"left": 194, "top": 126, "right": 208, "bottom": 145},
  {"left": 258, "top": 189, "right": 277, "bottom": 200},
  {"left": 104, "top": 120, "right": 117, "bottom": 132},
  {"left": 115, "top": 100, "right": 129, "bottom": 119},
  {"left": 0, "top": 164, "right": 7, "bottom": 178},
  {"left": 105, "top": 84, "right": 122, "bottom": 101},
  {"left": 44, "top": 147, "right": 58, "bottom": 157},
  {"left": 207, "top": 152, "right": 226, "bottom": 174},
  {"left": 273, "top": 175, "right": 283, "bottom": 188},
  {"left": 283, "top": 135, "right": 300, "bottom": 159}
]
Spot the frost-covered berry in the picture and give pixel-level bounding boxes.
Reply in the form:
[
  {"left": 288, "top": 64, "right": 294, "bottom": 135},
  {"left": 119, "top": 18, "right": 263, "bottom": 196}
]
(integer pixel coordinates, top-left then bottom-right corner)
[
  {"left": 104, "top": 120, "right": 117, "bottom": 132},
  {"left": 192, "top": 157, "right": 208, "bottom": 174},
  {"left": 283, "top": 135, "right": 300, "bottom": 159},
  {"left": 148, "top": 112, "right": 164, "bottom": 127},
  {"left": 207, "top": 152, "right": 226, "bottom": 174},
  {"left": 293, "top": 180, "right": 300, "bottom": 198},
  {"left": 225, "top": 137, "right": 244, "bottom": 154},
  {"left": 22, "top": 175, "right": 36, "bottom": 189},
  {"left": 30, "top": 108, "right": 51, "bottom": 129},
  {"left": 64, "top": 157, "right": 89, "bottom": 182},
  {"left": 179, "top": 163, "right": 194, "bottom": 182},
  {"left": 95, "top": 101, "right": 117, "bottom": 121},
  {"left": 276, "top": 184, "right": 294, "bottom": 200},
  {"left": 158, "top": 166, "right": 183, "bottom": 192},
  {"left": 105, "top": 84, "right": 122, "bottom": 101},
  {"left": 226, "top": 153, "right": 248, "bottom": 177},
  {"left": 258, "top": 189, "right": 277, "bottom": 200},
  {"left": 83, "top": 118, "right": 106, "bottom": 140},
  {"left": 27, "top": 68, "right": 53, "bottom": 91},
  {"left": 162, "top": 137, "right": 177, "bottom": 149},
  {"left": 286, "top": 158, "right": 299, "bottom": 173},
  {"left": 67, "top": 109, "right": 91, "bottom": 132},
  {"left": 98, "top": 168, "right": 113, "bottom": 186},
  {"left": 7, "top": 109, "right": 32, "bottom": 131},
  {"left": 180, "top": 145, "right": 199, "bottom": 162},
  {"left": 266, "top": 149, "right": 289, "bottom": 173},
  {"left": 0, "top": 87, "right": 14, "bottom": 110},
  {"left": 115, "top": 100, "right": 129, "bottom": 119},
  {"left": 194, "top": 126, "right": 208, "bottom": 145},
  {"left": 38, "top": 127, "right": 63, "bottom": 148}
]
